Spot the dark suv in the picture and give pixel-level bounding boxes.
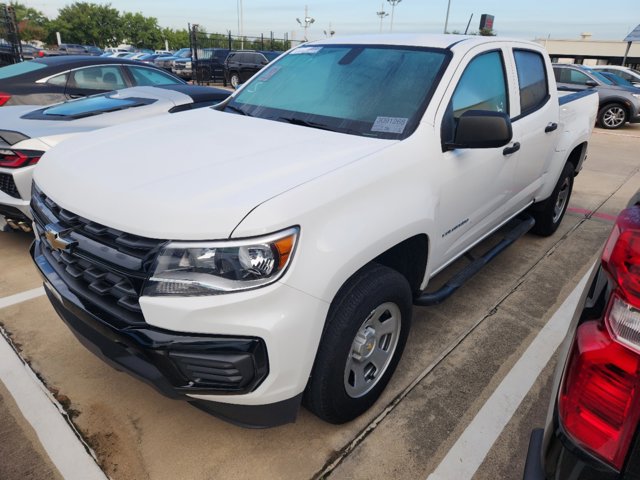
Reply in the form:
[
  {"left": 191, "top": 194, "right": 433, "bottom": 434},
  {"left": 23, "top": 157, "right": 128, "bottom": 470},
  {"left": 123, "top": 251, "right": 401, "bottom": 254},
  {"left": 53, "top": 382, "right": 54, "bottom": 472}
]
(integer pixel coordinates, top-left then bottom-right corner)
[
  {"left": 553, "top": 63, "right": 640, "bottom": 129},
  {"left": 223, "top": 50, "right": 281, "bottom": 88},
  {"left": 191, "top": 48, "right": 230, "bottom": 83}
]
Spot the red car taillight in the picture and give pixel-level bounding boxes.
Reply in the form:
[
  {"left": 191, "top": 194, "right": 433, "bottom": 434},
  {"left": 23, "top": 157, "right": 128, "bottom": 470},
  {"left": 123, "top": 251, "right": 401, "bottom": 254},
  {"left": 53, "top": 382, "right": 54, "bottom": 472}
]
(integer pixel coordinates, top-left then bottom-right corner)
[
  {"left": 0, "top": 149, "right": 43, "bottom": 168},
  {"left": 0, "top": 92, "right": 11, "bottom": 106},
  {"left": 559, "top": 205, "right": 640, "bottom": 470}
]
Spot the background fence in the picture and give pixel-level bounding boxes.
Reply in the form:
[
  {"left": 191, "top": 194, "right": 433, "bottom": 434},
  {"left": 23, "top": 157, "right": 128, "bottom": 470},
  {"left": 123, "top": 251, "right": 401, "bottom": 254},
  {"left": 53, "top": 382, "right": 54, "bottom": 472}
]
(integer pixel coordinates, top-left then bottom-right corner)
[
  {"left": 0, "top": 4, "right": 22, "bottom": 66},
  {"left": 188, "top": 25, "right": 300, "bottom": 84}
]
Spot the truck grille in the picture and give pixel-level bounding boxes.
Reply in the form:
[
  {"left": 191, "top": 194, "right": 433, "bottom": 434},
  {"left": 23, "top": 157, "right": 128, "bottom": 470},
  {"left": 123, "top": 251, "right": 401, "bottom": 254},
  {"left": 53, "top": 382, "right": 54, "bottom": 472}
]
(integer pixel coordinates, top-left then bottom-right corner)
[
  {"left": 0, "top": 173, "right": 20, "bottom": 198},
  {"left": 31, "top": 185, "right": 167, "bottom": 327}
]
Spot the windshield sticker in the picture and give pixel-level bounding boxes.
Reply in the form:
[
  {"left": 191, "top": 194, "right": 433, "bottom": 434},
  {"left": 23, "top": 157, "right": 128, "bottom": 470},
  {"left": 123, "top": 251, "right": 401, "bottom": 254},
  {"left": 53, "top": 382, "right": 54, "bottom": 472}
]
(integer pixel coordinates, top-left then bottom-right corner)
[
  {"left": 371, "top": 117, "right": 408, "bottom": 134},
  {"left": 258, "top": 65, "right": 281, "bottom": 81},
  {"left": 290, "top": 46, "right": 322, "bottom": 55}
]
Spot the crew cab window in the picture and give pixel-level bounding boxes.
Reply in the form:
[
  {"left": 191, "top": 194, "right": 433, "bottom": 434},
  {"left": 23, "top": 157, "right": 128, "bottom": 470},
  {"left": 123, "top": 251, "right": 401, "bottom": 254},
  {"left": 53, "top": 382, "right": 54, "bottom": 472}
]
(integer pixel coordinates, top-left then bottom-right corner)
[
  {"left": 69, "top": 66, "right": 126, "bottom": 90},
  {"left": 554, "top": 67, "right": 590, "bottom": 86},
  {"left": 128, "top": 66, "right": 182, "bottom": 86},
  {"left": 451, "top": 50, "right": 508, "bottom": 118},
  {"left": 514, "top": 49, "right": 548, "bottom": 114}
]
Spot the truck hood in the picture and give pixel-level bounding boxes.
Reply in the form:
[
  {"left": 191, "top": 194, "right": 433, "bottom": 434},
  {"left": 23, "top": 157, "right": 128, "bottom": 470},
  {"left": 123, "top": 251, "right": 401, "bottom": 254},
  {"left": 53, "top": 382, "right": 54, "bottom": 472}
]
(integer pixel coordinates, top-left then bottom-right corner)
[{"left": 34, "top": 108, "right": 391, "bottom": 240}]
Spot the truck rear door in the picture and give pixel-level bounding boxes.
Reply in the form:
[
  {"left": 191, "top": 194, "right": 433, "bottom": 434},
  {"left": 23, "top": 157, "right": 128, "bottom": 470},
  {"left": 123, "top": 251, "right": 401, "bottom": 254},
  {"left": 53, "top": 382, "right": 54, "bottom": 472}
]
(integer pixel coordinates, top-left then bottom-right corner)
[{"left": 508, "top": 48, "right": 560, "bottom": 208}]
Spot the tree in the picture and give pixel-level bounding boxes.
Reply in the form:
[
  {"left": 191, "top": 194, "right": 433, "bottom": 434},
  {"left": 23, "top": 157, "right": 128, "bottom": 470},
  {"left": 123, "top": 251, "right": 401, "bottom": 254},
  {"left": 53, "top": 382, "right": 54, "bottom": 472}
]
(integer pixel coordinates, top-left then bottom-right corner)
[
  {"left": 121, "top": 12, "right": 162, "bottom": 49},
  {"left": 160, "top": 27, "right": 190, "bottom": 50},
  {"left": 52, "top": 2, "right": 121, "bottom": 46},
  {"left": 10, "top": 2, "right": 50, "bottom": 41},
  {"left": 478, "top": 28, "right": 496, "bottom": 36}
]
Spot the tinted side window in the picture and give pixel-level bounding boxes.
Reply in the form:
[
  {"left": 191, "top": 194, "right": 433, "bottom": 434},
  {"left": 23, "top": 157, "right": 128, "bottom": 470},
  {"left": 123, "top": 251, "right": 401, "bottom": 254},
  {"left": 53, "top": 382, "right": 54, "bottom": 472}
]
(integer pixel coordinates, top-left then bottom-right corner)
[
  {"left": 70, "top": 66, "right": 126, "bottom": 90},
  {"left": 451, "top": 50, "right": 508, "bottom": 118},
  {"left": 47, "top": 73, "right": 68, "bottom": 87},
  {"left": 128, "top": 66, "right": 182, "bottom": 86},
  {"left": 555, "top": 68, "right": 590, "bottom": 86},
  {"left": 514, "top": 49, "right": 549, "bottom": 114}
]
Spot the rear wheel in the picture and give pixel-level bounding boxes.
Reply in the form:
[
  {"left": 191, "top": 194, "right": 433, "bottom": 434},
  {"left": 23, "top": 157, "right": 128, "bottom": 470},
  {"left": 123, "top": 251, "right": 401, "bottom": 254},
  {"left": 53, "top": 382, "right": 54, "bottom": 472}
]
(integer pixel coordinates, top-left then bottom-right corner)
[
  {"left": 304, "top": 263, "right": 412, "bottom": 424},
  {"left": 598, "top": 103, "right": 627, "bottom": 129},
  {"left": 530, "top": 162, "right": 574, "bottom": 237}
]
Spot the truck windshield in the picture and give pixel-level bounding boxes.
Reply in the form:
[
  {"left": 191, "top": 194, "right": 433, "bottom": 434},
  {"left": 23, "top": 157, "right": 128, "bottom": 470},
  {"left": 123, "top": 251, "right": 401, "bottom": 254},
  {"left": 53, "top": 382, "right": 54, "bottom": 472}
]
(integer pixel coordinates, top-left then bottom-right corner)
[{"left": 226, "top": 45, "right": 449, "bottom": 139}]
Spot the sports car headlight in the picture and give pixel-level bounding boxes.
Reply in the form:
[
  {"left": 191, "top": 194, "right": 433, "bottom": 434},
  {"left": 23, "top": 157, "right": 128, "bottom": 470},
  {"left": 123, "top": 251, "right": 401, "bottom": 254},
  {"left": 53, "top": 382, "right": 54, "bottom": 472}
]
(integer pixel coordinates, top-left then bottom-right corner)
[{"left": 143, "top": 227, "right": 298, "bottom": 296}]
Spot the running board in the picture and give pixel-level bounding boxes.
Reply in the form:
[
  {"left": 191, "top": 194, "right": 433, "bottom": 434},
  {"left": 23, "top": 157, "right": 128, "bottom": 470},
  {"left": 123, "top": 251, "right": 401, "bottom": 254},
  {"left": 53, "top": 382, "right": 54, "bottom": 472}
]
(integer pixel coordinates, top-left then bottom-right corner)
[{"left": 414, "top": 214, "right": 536, "bottom": 306}]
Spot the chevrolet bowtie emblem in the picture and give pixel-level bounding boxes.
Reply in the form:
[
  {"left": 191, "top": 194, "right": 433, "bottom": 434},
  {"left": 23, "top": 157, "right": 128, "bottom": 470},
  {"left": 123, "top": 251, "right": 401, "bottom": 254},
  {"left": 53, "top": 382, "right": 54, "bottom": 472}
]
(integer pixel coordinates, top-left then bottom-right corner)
[{"left": 43, "top": 223, "right": 77, "bottom": 252}]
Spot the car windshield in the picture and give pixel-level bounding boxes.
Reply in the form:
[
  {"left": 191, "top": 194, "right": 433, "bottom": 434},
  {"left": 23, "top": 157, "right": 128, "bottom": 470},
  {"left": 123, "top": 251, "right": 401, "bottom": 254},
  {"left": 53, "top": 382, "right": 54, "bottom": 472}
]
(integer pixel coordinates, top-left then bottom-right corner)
[
  {"left": 584, "top": 68, "right": 614, "bottom": 85},
  {"left": 228, "top": 45, "right": 449, "bottom": 139},
  {"left": 29, "top": 95, "right": 154, "bottom": 120},
  {"left": 0, "top": 61, "right": 46, "bottom": 80},
  {"left": 603, "top": 72, "right": 634, "bottom": 87}
]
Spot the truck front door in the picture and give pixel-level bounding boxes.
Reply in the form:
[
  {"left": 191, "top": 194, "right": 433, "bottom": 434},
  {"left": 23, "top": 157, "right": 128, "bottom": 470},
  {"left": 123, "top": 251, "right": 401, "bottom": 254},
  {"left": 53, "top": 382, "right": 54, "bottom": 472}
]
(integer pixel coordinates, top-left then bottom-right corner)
[{"left": 432, "top": 46, "right": 520, "bottom": 272}]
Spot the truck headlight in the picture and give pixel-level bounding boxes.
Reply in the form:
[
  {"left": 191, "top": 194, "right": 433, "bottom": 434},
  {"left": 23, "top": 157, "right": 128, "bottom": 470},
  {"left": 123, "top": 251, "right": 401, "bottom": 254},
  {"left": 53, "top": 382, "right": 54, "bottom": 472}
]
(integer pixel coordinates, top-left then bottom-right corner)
[
  {"left": 186, "top": 61, "right": 192, "bottom": 68},
  {"left": 143, "top": 227, "right": 298, "bottom": 296}
]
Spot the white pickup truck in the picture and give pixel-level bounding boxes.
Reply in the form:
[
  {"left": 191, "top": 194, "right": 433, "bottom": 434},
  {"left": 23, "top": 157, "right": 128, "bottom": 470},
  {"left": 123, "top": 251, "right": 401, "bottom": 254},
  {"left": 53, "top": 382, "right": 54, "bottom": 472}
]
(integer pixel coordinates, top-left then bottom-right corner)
[{"left": 31, "top": 34, "right": 598, "bottom": 428}]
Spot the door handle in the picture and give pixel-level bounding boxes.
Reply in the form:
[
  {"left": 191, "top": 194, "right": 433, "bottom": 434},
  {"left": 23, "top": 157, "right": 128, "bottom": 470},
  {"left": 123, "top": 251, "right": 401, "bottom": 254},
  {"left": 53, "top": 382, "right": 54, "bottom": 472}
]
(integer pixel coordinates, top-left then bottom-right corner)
[
  {"left": 545, "top": 122, "right": 558, "bottom": 133},
  {"left": 503, "top": 142, "right": 520, "bottom": 156}
]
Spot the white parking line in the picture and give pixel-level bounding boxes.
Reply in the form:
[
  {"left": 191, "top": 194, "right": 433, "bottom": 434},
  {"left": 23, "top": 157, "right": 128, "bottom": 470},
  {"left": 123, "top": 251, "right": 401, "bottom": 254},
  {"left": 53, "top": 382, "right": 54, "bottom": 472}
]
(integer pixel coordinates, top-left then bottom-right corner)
[
  {"left": 0, "top": 286, "right": 45, "bottom": 309},
  {"left": 0, "top": 288, "right": 107, "bottom": 480},
  {"left": 427, "top": 270, "right": 591, "bottom": 480}
]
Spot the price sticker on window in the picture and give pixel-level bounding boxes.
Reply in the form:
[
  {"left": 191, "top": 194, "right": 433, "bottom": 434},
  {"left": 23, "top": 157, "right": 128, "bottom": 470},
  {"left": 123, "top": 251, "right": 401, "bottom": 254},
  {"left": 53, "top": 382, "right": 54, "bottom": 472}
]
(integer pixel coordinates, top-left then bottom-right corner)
[{"left": 371, "top": 116, "right": 408, "bottom": 134}]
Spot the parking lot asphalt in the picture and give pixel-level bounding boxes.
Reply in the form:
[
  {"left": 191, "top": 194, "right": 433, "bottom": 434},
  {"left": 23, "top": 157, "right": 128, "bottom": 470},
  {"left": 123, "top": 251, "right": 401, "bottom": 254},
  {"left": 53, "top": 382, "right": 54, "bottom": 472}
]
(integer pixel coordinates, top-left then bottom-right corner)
[{"left": 0, "top": 125, "right": 638, "bottom": 479}]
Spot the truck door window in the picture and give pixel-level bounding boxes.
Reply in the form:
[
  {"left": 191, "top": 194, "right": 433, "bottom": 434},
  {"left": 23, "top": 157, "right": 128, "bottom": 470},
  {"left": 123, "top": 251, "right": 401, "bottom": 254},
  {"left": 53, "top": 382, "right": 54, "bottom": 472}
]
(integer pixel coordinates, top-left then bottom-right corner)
[
  {"left": 450, "top": 51, "right": 508, "bottom": 118},
  {"left": 441, "top": 50, "right": 508, "bottom": 145},
  {"left": 514, "top": 49, "right": 549, "bottom": 115}
]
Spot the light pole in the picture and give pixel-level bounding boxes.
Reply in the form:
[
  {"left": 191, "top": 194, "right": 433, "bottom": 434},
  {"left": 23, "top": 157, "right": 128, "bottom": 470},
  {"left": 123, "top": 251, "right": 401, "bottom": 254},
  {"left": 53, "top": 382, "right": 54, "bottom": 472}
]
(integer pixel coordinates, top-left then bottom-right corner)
[
  {"left": 296, "top": 5, "right": 315, "bottom": 42},
  {"left": 387, "top": 0, "right": 401, "bottom": 32},
  {"left": 444, "top": 0, "right": 452, "bottom": 34},
  {"left": 376, "top": 2, "right": 389, "bottom": 33},
  {"left": 236, "top": 0, "right": 244, "bottom": 48}
]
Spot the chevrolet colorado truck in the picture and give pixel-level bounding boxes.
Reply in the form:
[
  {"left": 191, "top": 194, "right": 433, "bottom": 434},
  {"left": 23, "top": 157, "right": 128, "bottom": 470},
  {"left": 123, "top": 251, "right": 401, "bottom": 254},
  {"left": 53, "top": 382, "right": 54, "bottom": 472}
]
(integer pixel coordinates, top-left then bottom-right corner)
[{"left": 30, "top": 34, "right": 598, "bottom": 428}]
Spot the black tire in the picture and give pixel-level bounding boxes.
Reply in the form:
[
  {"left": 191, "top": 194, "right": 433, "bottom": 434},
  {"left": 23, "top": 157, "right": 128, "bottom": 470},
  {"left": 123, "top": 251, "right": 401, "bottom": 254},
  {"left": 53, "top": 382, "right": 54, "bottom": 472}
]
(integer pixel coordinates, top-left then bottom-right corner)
[
  {"left": 303, "top": 263, "right": 412, "bottom": 424},
  {"left": 230, "top": 72, "right": 240, "bottom": 89},
  {"left": 597, "top": 103, "right": 627, "bottom": 129},
  {"left": 530, "top": 162, "right": 574, "bottom": 237}
]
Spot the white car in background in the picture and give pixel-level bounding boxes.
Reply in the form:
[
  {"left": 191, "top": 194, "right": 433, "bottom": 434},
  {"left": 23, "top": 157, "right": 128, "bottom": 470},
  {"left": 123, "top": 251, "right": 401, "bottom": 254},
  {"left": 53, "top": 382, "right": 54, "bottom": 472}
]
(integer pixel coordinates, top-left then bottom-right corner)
[
  {"left": 590, "top": 65, "right": 640, "bottom": 87},
  {"left": 0, "top": 84, "right": 229, "bottom": 231}
]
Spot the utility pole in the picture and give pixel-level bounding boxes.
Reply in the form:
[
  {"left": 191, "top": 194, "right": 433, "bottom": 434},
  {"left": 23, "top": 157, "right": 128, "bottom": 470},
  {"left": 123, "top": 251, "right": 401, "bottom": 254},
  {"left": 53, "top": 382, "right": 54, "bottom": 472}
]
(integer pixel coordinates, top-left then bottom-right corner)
[
  {"left": 376, "top": 2, "right": 389, "bottom": 33},
  {"left": 387, "top": 0, "right": 401, "bottom": 32}
]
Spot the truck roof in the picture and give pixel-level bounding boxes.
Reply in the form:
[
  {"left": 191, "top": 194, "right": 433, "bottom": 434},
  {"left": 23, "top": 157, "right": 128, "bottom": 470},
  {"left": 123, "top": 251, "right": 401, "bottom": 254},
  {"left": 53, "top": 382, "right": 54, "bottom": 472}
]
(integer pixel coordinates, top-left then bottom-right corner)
[{"left": 306, "top": 33, "right": 540, "bottom": 52}]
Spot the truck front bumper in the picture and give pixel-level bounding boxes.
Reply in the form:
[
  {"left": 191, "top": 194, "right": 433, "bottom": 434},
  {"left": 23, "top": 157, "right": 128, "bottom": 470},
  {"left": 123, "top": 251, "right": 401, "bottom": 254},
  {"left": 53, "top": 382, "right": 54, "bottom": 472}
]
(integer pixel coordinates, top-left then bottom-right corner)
[{"left": 31, "top": 239, "right": 317, "bottom": 427}]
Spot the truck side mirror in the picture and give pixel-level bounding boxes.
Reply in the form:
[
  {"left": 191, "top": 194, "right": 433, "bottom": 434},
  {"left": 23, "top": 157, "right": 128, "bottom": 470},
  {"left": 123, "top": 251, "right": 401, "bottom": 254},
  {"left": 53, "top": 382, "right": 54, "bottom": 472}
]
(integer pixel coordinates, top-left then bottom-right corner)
[{"left": 443, "top": 110, "right": 512, "bottom": 151}]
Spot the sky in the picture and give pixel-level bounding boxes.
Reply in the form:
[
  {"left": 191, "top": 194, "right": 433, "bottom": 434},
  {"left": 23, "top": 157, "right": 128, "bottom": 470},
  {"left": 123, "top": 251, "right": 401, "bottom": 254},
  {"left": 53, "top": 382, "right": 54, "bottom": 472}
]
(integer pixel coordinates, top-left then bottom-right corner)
[{"left": 25, "top": 0, "right": 640, "bottom": 42}]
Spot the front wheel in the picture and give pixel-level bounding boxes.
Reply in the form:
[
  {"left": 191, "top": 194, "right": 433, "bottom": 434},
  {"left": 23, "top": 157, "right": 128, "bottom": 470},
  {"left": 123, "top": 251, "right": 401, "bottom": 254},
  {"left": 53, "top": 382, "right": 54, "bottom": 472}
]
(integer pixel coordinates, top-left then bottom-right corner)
[
  {"left": 230, "top": 72, "right": 241, "bottom": 89},
  {"left": 530, "top": 162, "right": 575, "bottom": 237},
  {"left": 304, "top": 264, "right": 412, "bottom": 424},
  {"left": 598, "top": 103, "right": 627, "bottom": 129}
]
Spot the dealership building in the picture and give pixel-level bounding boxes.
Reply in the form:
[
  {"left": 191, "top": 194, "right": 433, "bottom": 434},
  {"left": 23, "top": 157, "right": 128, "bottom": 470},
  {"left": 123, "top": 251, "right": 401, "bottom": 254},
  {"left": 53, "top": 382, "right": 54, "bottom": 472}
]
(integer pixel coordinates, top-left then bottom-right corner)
[{"left": 534, "top": 33, "right": 640, "bottom": 69}]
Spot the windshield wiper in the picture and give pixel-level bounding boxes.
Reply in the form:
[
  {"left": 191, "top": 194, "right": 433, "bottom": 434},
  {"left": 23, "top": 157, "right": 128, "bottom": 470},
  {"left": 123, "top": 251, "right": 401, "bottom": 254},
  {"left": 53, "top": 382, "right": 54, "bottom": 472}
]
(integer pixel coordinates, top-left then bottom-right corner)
[
  {"left": 276, "top": 116, "right": 338, "bottom": 132},
  {"left": 225, "top": 104, "right": 250, "bottom": 116}
]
